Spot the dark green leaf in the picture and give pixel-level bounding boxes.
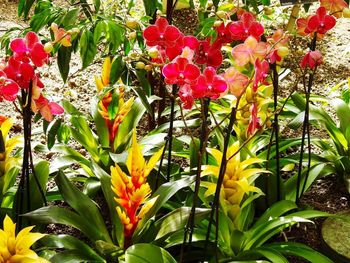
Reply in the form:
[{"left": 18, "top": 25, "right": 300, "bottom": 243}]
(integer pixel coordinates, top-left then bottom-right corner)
[
  {"left": 125, "top": 244, "right": 176, "bottom": 263},
  {"left": 80, "top": 30, "right": 97, "bottom": 69},
  {"left": 57, "top": 46, "right": 72, "bottom": 82}
]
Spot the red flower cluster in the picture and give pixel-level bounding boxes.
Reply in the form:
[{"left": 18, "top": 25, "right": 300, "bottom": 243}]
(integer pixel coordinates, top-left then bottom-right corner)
[
  {"left": 143, "top": 17, "right": 229, "bottom": 109},
  {"left": 1, "top": 32, "right": 63, "bottom": 122}
]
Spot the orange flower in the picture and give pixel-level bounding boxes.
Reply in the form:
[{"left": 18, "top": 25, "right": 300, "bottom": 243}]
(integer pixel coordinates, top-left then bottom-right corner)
[
  {"left": 231, "top": 36, "right": 267, "bottom": 67},
  {"left": 111, "top": 131, "right": 163, "bottom": 238},
  {"left": 320, "top": 0, "right": 348, "bottom": 18},
  {"left": 50, "top": 23, "right": 71, "bottom": 47},
  {"left": 98, "top": 88, "right": 134, "bottom": 149}
]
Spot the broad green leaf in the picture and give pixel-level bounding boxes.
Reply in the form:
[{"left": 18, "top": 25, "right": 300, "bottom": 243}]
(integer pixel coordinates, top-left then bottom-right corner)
[
  {"left": 62, "top": 8, "right": 79, "bottom": 27},
  {"left": 110, "top": 55, "right": 125, "bottom": 84},
  {"left": 264, "top": 242, "right": 333, "bottom": 262},
  {"left": 125, "top": 244, "right": 176, "bottom": 263},
  {"left": 29, "top": 161, "right": 49, "bottom": 211},
  {"left": 57, "top": 46, "right": 72, "bottom": 82},
  {"left": 47, "top": 118, "right": 62, "bottom": 150},
  {"left": 80, "top": 30, "right": 97, "bottom": 69},
  {"left": 238, "top": 248, "right": 288, "bottom": 263},
  {"left": 55, "top": 171, "right": 112, "bottom": 243}
]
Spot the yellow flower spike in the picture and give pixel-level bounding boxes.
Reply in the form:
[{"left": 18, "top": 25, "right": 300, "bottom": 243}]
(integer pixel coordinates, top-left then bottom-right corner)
[
  {"left": 102, "top": 57, "right": 111, "bottom": 86},
  {"left": 0, "top": 215, "right": 48, "bottom": 262},
  {"left": 111, "top": 131, "right": 163, "bottom": 238},
  {"left": 94, "top": 75, "right": 105, "bottom": 92}
]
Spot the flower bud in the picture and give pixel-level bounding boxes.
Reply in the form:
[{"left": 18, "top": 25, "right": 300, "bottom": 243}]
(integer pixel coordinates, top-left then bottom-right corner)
[
  {"left": 213, "top": 20, "right": 223, "bottom": 27},
  {"left": 128, "top": 32, "right": 137, "bottom": 40},
  {"left": 263, "top": 7, "right": 274, "bottom": 15},
  {"left": 135, "top": 61, "right": 145, "bottom": 69},
  {"left": 148, "top": 47, "right": 159, "bottom": 59},
  {"left": 216, "top": 10, "right": 226, "bottom": 19},
  {"left": 126, "top": 18, "right": 139, "bottom": 29},
  {"left": 343, "top": 8, "right": 350, "bottom": 18},
  {"left": 277, "top": 46, "right": 289, "bottom": 57},
  {"left": 145, "top": 65, "right": 153, "bottom": 71},
  {"left": 44, "top": 42, "right": 54, "bottom": 53}
]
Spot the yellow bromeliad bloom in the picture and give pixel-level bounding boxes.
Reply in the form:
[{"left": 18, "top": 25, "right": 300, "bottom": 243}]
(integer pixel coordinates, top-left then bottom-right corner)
[
  {"left": 0, "top": 215, "right": 48, "bottom": 263},
  {"left": 111, "top": 131, "right": 163, "bottom": 238},
  {"left": 202, "top": 142, "right": 265, "bottom": 225},
  {"left": 94, "top": 57, "right": 111, "bottom": 92},
  {"left": 98, "top": 87, "right": 134, "bottom": 150},
  {"left": 0, "top": 117, "right": 21, "bottom": 176}
]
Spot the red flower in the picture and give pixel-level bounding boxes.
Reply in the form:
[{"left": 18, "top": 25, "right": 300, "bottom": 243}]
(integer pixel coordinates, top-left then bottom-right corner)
[
  {"left": 143, "top": 17, "right": 181, "bottom": 48},
  {"left": 213, "top": 22, "right": 234, "bottom": 47},
  {"left": 10, "top": 32, "right": 49, "bottom": 67},
  {"left": 33, "top": 94, "right": 64, "bottom": 122},
  {"left": 247, "top": 103, "right": 261, "bottom": 135},
  {"left": 192, "top": 67, "right": 227, "bottom": 99},
  {"left": 178, "top": 84, "right": 195, "bottom": 109},
  {"left": 305, "top": 7, "right": 336, "bottom": 35},
  {"left": 3, "top": 57, "right": 35, "bottom": 89},
  {"left": 166, "top": 35, "right": 199, "bottom": 61},
  {"left": 0, "top": 70, "right": 19, "bottom": 102},
  {"left": 253, "top": 59, "right": 270, "bottom": 92},
  {"left": 300, "top": 50, "right": 323, "bottom": 69},
  {"left": 194, "top": 39, "right": 223, "bottom": 68},
  {"left": 162, "top": 57, "right": 200, "bottom": 85},
  {"left": 229, "top": 12, "right": 264, "bottom": 41}
]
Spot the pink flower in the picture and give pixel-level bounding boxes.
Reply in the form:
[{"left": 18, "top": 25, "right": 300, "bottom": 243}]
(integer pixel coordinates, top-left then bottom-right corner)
[
  {"left": 162, "top": 57, "right": 200, "bottom": 85},
  {"left": 3, "top": 57, "right": 35, "bottom": 89},
  {"left": 232, "top": 36, "right": 267, "bottom": 66},
  {"left": 143, "top": 17, "right": 181, "bottom": 48},
  {"left": 305, "top": 7, "right": 336, "bottom": 35},
  {"left": 229, "top": 12, "right": 265, "bottom": 41},
  {"left": 300, "top": 50, "right": 323, "bottom": 69},
  {"left": 224, "top": 67, "right": 249, "bottom": 98},
  {"left": 192, "top": 67, "right": 227, "bottom": 99},
  {"left": 247, "top": 103, "right": 261, "bottom": 135},
  {"left": 178, "top": 84, "right": 195, "bottom": 109},
  {"left": 33, "top": 94, "right": 64, "bottom": 122},
  {"left": 0, "top": 70, "right": 19, "bottom": 102},
  {"left": 213, "top": 22, "right": 234, "bottom": 47},
  {"left": 10, "top": 32, "right": 49, "bottom": 67},
  {"left": 253, "top": 59, "right": 270, "bottom": 92},
  {"left": 194, "top": 39, "right": 223, "bottom": 68}
]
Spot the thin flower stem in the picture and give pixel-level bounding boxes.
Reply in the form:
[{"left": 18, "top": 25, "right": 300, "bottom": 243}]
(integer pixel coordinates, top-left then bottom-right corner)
[
  {"left": 166, "top": 85, "right": 177, "bottom": 181},
  {"left": 296, "top": 33, "right": 317, "bottom": 203},
  {"left": 180, "top": 98, "right": 210, "bottom": 262},
  {"left": 271, "top": 62, "right": 281, "bottom": 200}
]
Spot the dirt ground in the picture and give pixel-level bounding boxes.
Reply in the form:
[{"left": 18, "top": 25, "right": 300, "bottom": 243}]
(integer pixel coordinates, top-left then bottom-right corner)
[{"left": 1, "top": 1, "right": 350, "bottom": 262}]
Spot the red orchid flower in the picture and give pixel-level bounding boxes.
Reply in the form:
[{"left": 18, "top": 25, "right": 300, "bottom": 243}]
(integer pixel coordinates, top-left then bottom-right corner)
[
  {"left": 194, "top": 39, "right": 223, "bottom": 68},
  {"left": 229, "top": 12, "right": 265, "bottom": 41},
  {"left": 300, "top": 50, "right": 323, "bottom": 69},
  {"left": 305, "top": 7, "right": 336, "bottom": 35},
  {"left": 166, "top": 35, "right": 199, "bottom": 61},
  {"left": 223, "top": 67, "right": 249, "bottom": 98},
  {"left": 247, "top": 102, "right": 261, "bottom": 135},
  {"left": 192, "top": 67, "right": 227, "bottom": 99},
  {"left": 213, "top": 22, "right": 234, "bottom": 47},
  {"left": 232, "top": 36, "right": 267, "bottom": 66},
  {"left": 178, "top": 84, "right": 195, "bottom": 109},
  {"left": 143, "top": 17, "right": 181, "bottom": 48},
  {"left": 3, "top": 57, "right": 35, "bottom": 89},
  {"left": 253, "top": 59, "right": 270, "bottom": 92},
  {"left": 162, "top": 57, "right": 200, "bottom": 85},
  {"left": 33, "top": 94, "right": 64, "bottom": 122},
  {"left": 0, "top": 70, "right": 19, "bottom": 102},
  {"left": 10, "top": 32, "right": 49, "bottom": 67},
  {"left": 320, "top": 0, "right": 348, "bottom": 18}
]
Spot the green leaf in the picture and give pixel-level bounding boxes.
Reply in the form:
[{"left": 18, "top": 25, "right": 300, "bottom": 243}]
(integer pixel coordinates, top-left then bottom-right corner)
[
  {"left": 238, "top": 248, "right": 288, "bottom": 263},
  {"left": 125, "top": 244, "right": 176, "bottom": 263},
  {"left": 47, "top": 118, "right": 62, "bottom": 150},
  {"left": 29, "top": 161, "right": 49, "bottom": 211},
  {"left": 57, "top": 46, "right": 72, "bottom": 82},
  {"left": 62, "top": 8, "right": 79, "bottom": 27},
  {"left": 39, "top": 234, "right": 104, "bottom": 262},
  {"left": 154, "top": 207, "right": 210, "bottom": 240},
  {"left": 264, "top": 242, "right": 333, "bottom": 262},
  {"left": 91, "top": 98, "right": 109, "bottom": 147},
  {"left": 107, "top": 21, "right": 123, "bottom": 53},
  {"left": 55, "top": 171, "right": 112, "bottom": 243},
  {"left": 94, "top": 20, "right": 107, "bottom": 43},
  {"left": 80, "top": 30, "right": 97, "bottom": 69},
  {"left": 134, "top": 176, "right": 196, "bottom": 237},
  {"left": 110, "top": 55, "right": 126, "bottom": 84},
  {"left": 62, "top": 100, "right": 83, "bottom": 115}
]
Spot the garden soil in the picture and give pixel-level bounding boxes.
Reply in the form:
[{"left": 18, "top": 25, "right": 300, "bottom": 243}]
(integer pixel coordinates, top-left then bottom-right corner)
[{"left": 1, "top": 1, "right": 350, "bottom": 262}]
